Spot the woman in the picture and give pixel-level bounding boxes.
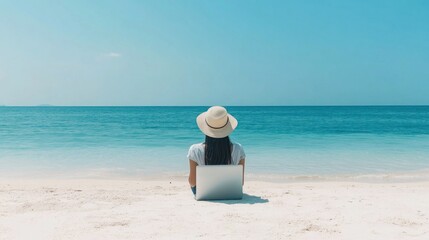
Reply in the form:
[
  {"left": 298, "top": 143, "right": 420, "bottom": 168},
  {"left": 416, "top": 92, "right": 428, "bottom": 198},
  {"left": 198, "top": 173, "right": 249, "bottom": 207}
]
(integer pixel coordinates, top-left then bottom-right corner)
[{"left": 187, "top": 106, "right": 246, "bottom": 195}]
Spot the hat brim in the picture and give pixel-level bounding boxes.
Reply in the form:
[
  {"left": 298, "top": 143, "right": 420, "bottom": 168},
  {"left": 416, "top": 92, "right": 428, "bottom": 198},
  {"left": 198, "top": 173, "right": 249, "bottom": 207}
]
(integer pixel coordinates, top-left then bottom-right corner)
[{"left": 196, "top": 112, "right": 238, "bottom": 138}]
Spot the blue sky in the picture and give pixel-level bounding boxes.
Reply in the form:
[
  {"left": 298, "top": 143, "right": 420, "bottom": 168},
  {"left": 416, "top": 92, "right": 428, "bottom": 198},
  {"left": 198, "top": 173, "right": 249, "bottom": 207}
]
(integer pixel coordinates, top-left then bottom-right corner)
[{"left": 0, "top": 0, "right": 428, "bottom": 106}]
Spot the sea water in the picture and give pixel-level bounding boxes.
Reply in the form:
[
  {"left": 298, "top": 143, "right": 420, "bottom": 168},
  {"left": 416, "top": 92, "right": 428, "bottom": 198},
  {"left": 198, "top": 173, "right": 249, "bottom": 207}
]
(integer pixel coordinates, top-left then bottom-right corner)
[{"left": 1, "top": 106, "right": 429, "bottom": 179}]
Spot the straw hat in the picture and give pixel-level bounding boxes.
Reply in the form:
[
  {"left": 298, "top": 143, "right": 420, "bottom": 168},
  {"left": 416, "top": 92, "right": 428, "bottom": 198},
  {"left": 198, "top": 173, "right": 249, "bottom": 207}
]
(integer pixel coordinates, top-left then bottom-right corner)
[{"left": 196, "top": 106, "right": 238, "bottom": 138}]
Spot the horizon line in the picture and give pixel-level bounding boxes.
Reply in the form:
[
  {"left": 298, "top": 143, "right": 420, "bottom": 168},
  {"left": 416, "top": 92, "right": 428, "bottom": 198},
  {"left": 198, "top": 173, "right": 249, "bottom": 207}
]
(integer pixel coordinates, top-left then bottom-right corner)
[{"left": 1, "top": 104, "right": 429, "bottom": 107}]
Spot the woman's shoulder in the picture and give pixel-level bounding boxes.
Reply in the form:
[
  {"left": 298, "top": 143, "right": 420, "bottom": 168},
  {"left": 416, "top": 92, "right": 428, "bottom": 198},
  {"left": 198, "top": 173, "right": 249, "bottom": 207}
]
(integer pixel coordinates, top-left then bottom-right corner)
[
  {"left": 231, "top": 141, "right": 243, "bottom": 148},
  {"left": 231, "top": 141, "right": 245, "bottom": 152},
  {"left": 189, "top": 142, "right": 204, "bottom": 152},
  {"left": 187, "top": 143, "right": 204, "bottom": 161}
]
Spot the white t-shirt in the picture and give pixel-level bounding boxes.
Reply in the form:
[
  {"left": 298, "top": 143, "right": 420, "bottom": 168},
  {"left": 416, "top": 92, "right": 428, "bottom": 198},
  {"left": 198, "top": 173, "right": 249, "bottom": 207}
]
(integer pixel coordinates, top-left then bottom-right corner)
[{"left": 187, "top": 142, "right": 246, "bottom": 166}]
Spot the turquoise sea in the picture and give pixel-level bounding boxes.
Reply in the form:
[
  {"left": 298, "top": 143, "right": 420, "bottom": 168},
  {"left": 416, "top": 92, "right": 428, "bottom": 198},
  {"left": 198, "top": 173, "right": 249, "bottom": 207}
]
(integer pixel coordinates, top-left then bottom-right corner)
[{"left": 1, "top": 106, "right": 429, "bottom": 179}]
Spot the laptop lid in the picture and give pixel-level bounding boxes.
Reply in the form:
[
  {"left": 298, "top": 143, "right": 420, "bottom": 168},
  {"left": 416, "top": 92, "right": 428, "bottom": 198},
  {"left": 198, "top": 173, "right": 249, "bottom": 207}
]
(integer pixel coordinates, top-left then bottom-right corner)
[{"left": 196, "top": 165, "right": 243, "bottom": 201}]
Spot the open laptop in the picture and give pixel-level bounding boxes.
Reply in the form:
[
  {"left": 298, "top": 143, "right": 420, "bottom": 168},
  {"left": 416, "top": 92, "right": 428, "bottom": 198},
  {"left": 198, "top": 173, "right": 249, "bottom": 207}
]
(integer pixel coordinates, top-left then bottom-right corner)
[{"left": 195, "top": 165, "right": 243, "bottom": 200}]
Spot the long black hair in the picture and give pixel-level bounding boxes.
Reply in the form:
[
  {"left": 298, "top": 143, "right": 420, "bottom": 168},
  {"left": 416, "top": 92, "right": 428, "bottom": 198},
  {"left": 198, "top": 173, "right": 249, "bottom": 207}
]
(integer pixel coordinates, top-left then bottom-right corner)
[{"left": 204, "top": 135, "right": 232, "bottom": 165}]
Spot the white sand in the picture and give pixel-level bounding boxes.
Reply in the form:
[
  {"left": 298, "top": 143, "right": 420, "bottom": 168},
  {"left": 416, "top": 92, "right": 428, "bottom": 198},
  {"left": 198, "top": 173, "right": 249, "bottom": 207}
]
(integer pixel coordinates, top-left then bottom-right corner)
[{"left": 0, "top": 178, "right": 428, "bottom": 240}]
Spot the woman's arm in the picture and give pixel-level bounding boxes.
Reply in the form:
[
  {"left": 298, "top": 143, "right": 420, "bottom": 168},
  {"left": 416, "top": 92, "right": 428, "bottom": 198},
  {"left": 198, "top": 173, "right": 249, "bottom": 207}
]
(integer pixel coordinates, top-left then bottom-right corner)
[
  {"left": 238, "top": 158, "right": 245, "bottom": 186},
  {"left": 188, "top": 160, "right": 197, "bottom": 187}
]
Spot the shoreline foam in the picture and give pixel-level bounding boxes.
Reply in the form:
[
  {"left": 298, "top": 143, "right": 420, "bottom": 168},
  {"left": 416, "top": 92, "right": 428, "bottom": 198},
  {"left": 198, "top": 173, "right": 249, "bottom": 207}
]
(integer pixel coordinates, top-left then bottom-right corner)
[{"left": 2, "top": 167, "right": 429, "bottom": 183}]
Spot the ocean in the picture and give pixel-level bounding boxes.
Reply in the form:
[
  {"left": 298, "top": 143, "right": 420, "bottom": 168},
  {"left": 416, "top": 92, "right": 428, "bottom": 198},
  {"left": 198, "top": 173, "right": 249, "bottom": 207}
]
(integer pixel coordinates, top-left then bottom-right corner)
[{"left": 1, "top": 106, "right": 429, "bottom": 179}]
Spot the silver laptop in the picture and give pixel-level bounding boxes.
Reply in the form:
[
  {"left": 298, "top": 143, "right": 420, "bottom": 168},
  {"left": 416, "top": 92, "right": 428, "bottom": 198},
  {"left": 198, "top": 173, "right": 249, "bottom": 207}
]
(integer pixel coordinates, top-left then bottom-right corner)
[{"left": 196, "top": 165, "right": 243, "bottom": 200}]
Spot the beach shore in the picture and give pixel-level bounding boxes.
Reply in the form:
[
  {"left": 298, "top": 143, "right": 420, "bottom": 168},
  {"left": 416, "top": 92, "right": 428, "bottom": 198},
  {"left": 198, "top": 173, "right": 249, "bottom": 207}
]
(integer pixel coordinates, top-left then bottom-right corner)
[{"left": 1, "top": 178, "right": 428, "bottom": 240}]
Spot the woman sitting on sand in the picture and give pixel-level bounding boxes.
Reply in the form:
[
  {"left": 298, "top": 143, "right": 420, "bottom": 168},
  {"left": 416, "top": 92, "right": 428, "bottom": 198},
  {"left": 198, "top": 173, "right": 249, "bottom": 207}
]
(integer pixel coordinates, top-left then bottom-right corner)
[{"left": 187, "top": 106, "right": 246, "bottom": 195}]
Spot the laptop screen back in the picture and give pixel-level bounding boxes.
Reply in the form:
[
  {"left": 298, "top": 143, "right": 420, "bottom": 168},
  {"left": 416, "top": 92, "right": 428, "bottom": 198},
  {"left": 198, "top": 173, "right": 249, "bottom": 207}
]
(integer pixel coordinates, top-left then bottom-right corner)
[{"left": 196, "top": 165, "right": 243, "bottom": 200}]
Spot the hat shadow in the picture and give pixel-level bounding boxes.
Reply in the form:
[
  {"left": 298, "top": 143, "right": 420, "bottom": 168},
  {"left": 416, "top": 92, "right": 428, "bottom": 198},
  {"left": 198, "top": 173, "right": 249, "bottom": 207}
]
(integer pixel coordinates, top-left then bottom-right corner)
[{"left": 207, "top": 193, "right": 269, "bottom": 205}]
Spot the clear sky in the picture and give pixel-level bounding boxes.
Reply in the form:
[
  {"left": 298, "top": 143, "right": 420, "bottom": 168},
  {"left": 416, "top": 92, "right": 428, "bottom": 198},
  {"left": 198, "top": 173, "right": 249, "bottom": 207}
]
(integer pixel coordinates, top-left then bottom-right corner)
[{"left": 0, "top": 0, "right": 428, "bottom": 106}]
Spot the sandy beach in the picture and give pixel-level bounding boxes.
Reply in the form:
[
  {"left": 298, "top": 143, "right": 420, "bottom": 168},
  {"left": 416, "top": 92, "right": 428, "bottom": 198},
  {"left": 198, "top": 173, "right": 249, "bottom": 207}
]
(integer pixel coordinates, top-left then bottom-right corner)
[{"left": 0, "top": 178, "right": 428, "bottom": 240}]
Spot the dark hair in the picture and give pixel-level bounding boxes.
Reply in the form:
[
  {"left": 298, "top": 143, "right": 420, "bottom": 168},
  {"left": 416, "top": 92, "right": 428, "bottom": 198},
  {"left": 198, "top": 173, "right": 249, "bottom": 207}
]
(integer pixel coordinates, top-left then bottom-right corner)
[{"left": 204, "top": 135, "right": 232, "bottom": 165}]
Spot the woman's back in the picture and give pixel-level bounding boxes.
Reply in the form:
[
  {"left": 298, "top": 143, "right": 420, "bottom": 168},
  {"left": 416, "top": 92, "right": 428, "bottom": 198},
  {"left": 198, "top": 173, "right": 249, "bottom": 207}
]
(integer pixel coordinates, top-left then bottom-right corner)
[{"left": 187, "top": 141, "right": 246, "bottom": 166}]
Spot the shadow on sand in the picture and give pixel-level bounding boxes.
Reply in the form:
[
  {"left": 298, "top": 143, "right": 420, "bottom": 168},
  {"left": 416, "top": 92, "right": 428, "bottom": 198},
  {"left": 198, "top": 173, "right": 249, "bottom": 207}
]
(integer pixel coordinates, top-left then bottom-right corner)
[{"left": 207, "top": 193, "right": 269, "bottom": 205}]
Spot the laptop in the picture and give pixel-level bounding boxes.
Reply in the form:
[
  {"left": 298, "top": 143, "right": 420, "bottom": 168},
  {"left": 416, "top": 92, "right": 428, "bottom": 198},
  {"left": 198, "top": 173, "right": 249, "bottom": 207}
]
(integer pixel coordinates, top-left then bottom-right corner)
[{"left": 195, "top": 165, "right": 243, "bottom": 200}]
